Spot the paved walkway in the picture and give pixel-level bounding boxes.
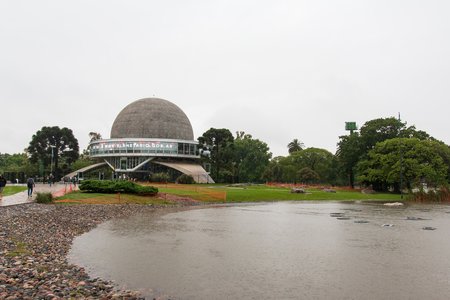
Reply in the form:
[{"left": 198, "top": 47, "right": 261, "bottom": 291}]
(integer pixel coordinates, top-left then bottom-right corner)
[{"left": 0, "top": 183, "right": 78, "bottom": 206}]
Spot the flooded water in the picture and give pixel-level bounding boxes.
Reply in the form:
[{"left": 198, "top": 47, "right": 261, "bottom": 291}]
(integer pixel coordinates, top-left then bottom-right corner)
[{"left": 69, "top": 202, "right": 450, "bottom": 299}]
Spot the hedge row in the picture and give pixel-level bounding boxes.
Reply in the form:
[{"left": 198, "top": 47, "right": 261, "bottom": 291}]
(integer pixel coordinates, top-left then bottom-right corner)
[
  {"left": 79, "top": 180, "right": 158, "bottom": 195},
  {"left": 176, "top": 174, "right": 195, "bottom": 184}
]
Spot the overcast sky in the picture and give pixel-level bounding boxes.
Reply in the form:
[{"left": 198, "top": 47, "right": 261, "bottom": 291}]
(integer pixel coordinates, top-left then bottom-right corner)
[{"left": 1, "top": 0, "right": 449, "bottom": 157}]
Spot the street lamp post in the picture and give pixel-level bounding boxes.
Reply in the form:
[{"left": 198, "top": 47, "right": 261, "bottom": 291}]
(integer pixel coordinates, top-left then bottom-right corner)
[
  {"left": 398, "top": 113, "right": 403, "bottom": 199},
  {"left": 50, "top": 145, "right": 56, "bottom": 177}
]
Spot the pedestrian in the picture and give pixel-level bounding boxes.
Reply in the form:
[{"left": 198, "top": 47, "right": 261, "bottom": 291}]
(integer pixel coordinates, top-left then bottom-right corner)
[
  {"left": 48, "top": 173, "right": 54, "bottom": 187},
  {"left": 0, "top": 175, "right": 7, "bottom": 200},
  {"left": 27, "top": 177, "right": 35, "bottom": 198}
]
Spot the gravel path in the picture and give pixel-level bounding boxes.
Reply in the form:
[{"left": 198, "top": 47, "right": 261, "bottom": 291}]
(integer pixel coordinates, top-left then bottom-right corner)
[{"left": 0, "top": 201, "right": 196, "bottom": 299}]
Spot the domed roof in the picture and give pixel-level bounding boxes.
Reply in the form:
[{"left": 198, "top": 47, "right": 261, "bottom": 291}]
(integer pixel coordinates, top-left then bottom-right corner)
[{"left": 110, "top": 98, "right": 194, "bottom": 140}]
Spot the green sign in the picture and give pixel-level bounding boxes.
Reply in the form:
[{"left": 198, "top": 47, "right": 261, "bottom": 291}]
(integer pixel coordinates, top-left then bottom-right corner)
[{"left": 345, "top": 122, "right": 357, "bottom": 131}]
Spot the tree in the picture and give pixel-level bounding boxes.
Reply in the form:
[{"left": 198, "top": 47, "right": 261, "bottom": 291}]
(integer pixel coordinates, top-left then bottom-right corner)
[
  {"left": 70, "top": 155, "right": 95, "bottom": 173},
  {"left": 89, "top": 132, "right": 102, "bottom": 143},
  {"left": 0, "top": 153, "right": 37, "bottom": 182},
  {"left": 431, "top": 142, "right": 450, "bottom": 182},
  {"left": 273, "top": 147, "right": 334, "bottom": 183},
  {"left": 262, "top": 156, "right": 284, "bottom": 183},
  {"left": 0, "top": 153, "right": 28, "bottom": 173},
  {"left": 233, "top": 133, "right": 272, "bottom": 182},
  {"left": 27, "top": 126, "right": 79, "bottom": 180},
  {"left": 357, "top": 138, "right": 448, "bottom": 192},
  {"left": 336, "top": 133, "right": 363, "bottom": 188},
  {"left": 336, "top": 117, "right": 434, "bottom": 188},
  {"left": 198, "top": 128, "right": 234, "bottom": 183},
  {"left": 287, "top": 139, "right": 304, "bottom": 154},
  {"left": 288, "top": 148, "right": 334, "bottom": 183},
  {"left": 297, "top": 167, "right": 320, "bottom": 183},
  {"left": 359, "top": 117, "right": 405, "bottom": 151}
]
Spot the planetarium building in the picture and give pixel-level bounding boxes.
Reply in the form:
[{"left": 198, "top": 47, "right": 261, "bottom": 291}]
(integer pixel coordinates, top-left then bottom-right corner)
[{"left": 88, "top": 98, "right": 213, "bottom": 183}]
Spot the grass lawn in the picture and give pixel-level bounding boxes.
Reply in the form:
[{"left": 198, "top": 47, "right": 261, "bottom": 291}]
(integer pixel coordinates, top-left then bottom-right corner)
[
  {"left": 54, "top": 191, "right": 173, "bottom": 205},
  {"left": 2, "top": 186, "right": 27, "bottom": 196},
  {"left": 53, "top": 184, "right": 403, "bottom": 204},
  {"left": 152, "top": 184, "right": 403, "bottom": 203}
]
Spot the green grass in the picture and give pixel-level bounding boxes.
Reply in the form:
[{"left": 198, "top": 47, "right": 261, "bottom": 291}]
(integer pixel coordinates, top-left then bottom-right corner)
[
  {"left": 7, "top": 241, "right": 30, "bottom": 257},
  {"left": 56, "top": 191, "right": 106, "bottom": 200},
  {"left": 157, "top": 184, "right": 403, "bottom": 202},
  {"left": 55, "top": 191, "right": 173, "bottom": 205},
  {"left": 2, "top": 186, "right": 27, "bottom": 196},
  {"left": 54, "top": 184, "right": 403, "bottom": 204}
]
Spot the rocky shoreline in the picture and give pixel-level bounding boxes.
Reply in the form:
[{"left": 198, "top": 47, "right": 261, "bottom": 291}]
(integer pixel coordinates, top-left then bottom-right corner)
[{"left": 0, "top": 200, "right": 196, "bottom": 299}]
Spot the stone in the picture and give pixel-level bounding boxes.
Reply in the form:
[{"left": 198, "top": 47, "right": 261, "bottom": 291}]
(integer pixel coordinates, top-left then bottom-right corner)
[
  {"left": 423, "top": 227, "right": 436, "bottom": 230},
  {"left": 22, "top": 283, "right": 33, "bottom": 289},
  {"left": 0, "top": 203, "right": 156, "bottom": 299},
  {"left": 383, "top": 202, "right": 404, "bottom": 206}
]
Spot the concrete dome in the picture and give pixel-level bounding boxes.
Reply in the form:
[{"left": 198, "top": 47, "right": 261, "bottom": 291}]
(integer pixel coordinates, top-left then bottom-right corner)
[{"left": 110, "top": 98, "right": 194, "bottom": 140}]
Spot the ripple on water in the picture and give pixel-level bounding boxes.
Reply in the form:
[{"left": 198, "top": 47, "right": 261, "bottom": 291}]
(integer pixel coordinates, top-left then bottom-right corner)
[{"left": 69, "top": 202, "right": 450, "bottom": 300}]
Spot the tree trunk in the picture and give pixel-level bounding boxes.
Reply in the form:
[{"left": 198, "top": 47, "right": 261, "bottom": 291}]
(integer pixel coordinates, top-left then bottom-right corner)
[{"left": 349, "top": 170, "right": 354, "bottom": 188}]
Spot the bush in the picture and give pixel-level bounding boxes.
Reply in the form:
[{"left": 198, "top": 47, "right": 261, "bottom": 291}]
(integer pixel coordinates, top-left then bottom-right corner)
[
  {"left": 176, "top": 174, "right": 195, "bottom": 184},
  {"left": 36, "top": 192, "right": 53, "bottom": 203},
  {"left": 80, "top": 180, "right": 158, "bottom": 195},
  {"left": 150, "top": 172, "right": 170, "bottom": 183},
  {"left": 410, "top": 186, "right": 450, "bottom": 202}
]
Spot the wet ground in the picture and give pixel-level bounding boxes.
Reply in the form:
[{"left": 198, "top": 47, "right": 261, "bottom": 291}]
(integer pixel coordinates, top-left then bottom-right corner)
[
  {"left": 0, "top": 183, "right": 76, "bottom": 206},
  {"left": 69, "top": 201, "right": 450, "bottom": 299}
]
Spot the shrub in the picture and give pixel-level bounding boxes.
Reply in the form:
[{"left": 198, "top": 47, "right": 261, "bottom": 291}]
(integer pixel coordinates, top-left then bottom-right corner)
[
  {"left": 36, "top": 192, "right": 53, "bottom": 203},
  {"left": 80, "top": 180, "right": 158, "bottom": 195},
  {"left": 176, "top": 174, "right": 195, "bottom": 184},
  {"left": 150, "top": 172, "right": 170, "bottom": 183},
  {"left": 410, "top": 186, "right": 450, "bottom": 202}
]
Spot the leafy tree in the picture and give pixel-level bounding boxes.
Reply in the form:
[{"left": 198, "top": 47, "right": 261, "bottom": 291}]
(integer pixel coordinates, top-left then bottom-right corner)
[
  {"left": 357, "top": 138, "right": 448, "bottom": 192},
  {"left": 400, "top": 126, "right": 432, "bottom": 140},
  {"left": 89, "top": 132, "right": 103, "bottom": 143},
  {"left": 288, "top": 148, "right": 334, "bottom": 183},
  {"left": 0, "top": 153, "right": 37, "bottom": 182},
  {"left": 262, "top": 156, "right": 284, "bottom": 182},
  {"left": 336, "top": 133, "right": 362, "bottom": 188},
  {"left": 336, "top": 117, "right": 434, "bottom": 188},
  {"left": 233, "top": 133, "right": 272, "bottom": 182},
  {"left": 272, "top": 147, "right": 334, "bottom": 183},
  {"left": 27, "top": 126, "right": 79, "bottom": 180},
  {"left": 70, "top": 155, "right": 95, "bottom": 173},
  {"left": 297, "top": 167, "right": 320, "bottom": 183},
  {"left": 287, "top": 139, "right": 304, "bottom": 154},
  {"left": 72, "top": 136, "right": 96, "bottom": 172},
  {"left": 281, "top": 164, "right": 298, "bottom": 183},
  {"left": 359, "top": 117, "right": 405, "bottom": 151},
  {"left": 0, "top": 153, "right": 28, "bottom": 172},
  {"left": 198, "top": 128, "right": 234, "bottom": 182},
  {"left": 431, "top": 142, "right": 450, "bottom": 181},
  {"left": 328, "top": 155, "right": 347, "bottom": 186}
]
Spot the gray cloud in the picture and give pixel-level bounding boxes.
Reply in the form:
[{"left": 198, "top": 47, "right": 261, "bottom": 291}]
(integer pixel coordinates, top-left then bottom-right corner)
[{"left": 1, "top": 0, "right": 449, "bottom": 157}]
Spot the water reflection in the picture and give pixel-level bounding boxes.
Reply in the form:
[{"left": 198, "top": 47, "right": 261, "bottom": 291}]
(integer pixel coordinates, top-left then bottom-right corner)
[{"left": 69, "top": 202, "right": 450, "bottom": 299}]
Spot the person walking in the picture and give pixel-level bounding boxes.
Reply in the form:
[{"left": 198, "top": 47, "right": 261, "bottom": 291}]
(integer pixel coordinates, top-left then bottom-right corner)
[
  {"left": 48, "top": 173, "right": 54, "bottom": 187},
  {"left": 0, "top": 175, "right": 6, "bottom": 200},
  {"left": 27, "top": 177, "right": 35, "bottom": 198}
]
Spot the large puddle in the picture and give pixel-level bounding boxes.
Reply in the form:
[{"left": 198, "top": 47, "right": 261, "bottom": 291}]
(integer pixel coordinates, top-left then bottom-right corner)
[{"left": 69, "top": 202, "right": 450, "bottom": 299}]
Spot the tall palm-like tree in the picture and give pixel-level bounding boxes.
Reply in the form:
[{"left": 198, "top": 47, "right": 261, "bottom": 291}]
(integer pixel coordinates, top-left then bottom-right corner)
[
  {"left": 287, "top": 139, "right": 304, "bottom": 154},
  {"left": 89, "top": 132, "right": 103, "bottom": 143}
]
